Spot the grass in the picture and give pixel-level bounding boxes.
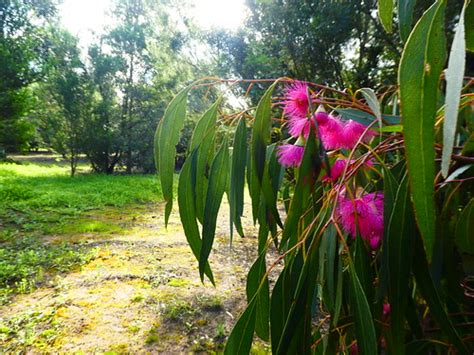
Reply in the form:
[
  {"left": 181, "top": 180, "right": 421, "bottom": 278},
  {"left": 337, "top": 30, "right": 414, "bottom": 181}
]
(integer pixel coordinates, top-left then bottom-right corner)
[
  {"left": 0, "top": 162, "right": 164, "bottom": 238},
  {"left": 0, "top": 161, "right": 168, "bottom": 303}
]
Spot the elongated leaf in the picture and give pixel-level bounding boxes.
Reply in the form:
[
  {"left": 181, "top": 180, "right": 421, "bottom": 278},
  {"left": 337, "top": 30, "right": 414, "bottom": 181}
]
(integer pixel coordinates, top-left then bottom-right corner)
[
  {"left": 399, "top": 0, "right": 446, "bottom": 260},
  {"left": 387, "top": 174, "right": 415, "bottom": 353},
  {"left": 261, "top": 144, "right": 283, "bottom": 229},
  {"left": 250, "top": 81, "right": 279, "bottom": 222},
  {"left": 199, "top": 140, "right": 229, "bottom": 280},
  {"left": 455, "top": 198, "right": 474, "bottom": 254},
  {"left": 280, "top": 128, "right": 321, "bottom": 249},
  {"left": 177, "top": 150, "right": 214, "bottom": 284},
  {"left": 229, "top": 118, "right": 247, "bottom": 240},
  {"left": 466, "top": 0, "right": 474, "bottom": 52},
  {"left": 377, "top": 164, "right": 399, "bottom": 303},
  {"left": 189, "top": 99, "right": 220, "bottom": 152},
  {"left": 359, "top": 88, "right": 382, "bottom": 121},
  {"left": 413, "top": 232, "right": 469, "bottom": 354},
  {"left": 246, "top": 254, "right": 270, "bottom": 341},
  {"left": 348, "top": 261, "right": 378, "bottom": 354},
  {"left": 276, "top": 234, "right": 320, "bottom": 355},
  {"left": 153, "top": 120, "right": 162, "bottom": 173},
  {"left": 441, "top": 3, "right": 467, "bottom": 177},
  {"left": 157, "top": 86, "right": 190, "bottom": 226},
  {"left": 335, "top": 108, "right": 400, "bottom": 126},
  {"left": 224, "top": 300, "right": 257, "bottom": 355},
  {"left": 195, "top": 135, "right": 215, "bottom": 223},
  {"left": 378, "top": 0, "right": 394, "bottom": 32},
  {"left": 398, "top": 0, "right": 417, "bottom": 42}
]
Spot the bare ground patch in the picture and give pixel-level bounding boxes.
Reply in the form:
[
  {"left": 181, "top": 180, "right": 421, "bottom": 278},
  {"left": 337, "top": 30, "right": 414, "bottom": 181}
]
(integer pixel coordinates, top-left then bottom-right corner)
[{"left": 0, "top": 201, "right": 272, "bottom": 353}]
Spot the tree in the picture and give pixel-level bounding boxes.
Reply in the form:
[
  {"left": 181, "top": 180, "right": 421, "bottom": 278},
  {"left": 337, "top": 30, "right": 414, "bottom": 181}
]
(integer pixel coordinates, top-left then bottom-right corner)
[
  {"left": 84, "top": 43, "right": 123, "bottom": 174},
  {"left": 45, "top": 29, "right": 92, "bottom": 176},
  {"left": 0, "top": 0, "right": 57, "bottom": 152}
]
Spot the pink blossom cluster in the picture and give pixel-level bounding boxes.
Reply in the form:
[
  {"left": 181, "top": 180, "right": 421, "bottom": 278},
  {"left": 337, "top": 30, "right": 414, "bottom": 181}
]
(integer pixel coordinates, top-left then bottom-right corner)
[
  {"left": 337, "top": 192, "right": 384, "bottom": 249},
  {"left": 277, "top": 82, "right": 383, "bottom": 249},
  {"left": 277, "top": 82, "right": 376, "bottom": 169}
]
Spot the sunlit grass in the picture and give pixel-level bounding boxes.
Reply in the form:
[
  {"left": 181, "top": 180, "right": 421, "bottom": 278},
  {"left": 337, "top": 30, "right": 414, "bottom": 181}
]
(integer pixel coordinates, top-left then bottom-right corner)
[{"left": 0, "top": 162, "right": 164, "bottom": 238}]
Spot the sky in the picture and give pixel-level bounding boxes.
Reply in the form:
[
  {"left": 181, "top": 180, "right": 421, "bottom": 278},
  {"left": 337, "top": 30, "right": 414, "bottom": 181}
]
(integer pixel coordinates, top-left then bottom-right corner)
[{"left": 59, "top": 0, "right": 248, "bottom": 49}]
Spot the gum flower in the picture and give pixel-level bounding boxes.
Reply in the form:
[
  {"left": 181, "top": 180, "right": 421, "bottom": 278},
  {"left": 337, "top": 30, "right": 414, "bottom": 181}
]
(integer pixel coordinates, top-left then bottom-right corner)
[
  {"left": 337, "top": 192, "right": 384, "bottom": 249},
  {"left": 318, "top": 114, "right": 345, "bottom": 150},
  {"left": 341, "top": 120, "right": 377, "bottom": 149},
  {"left": 322, "top": 159, "right": 374, "bottom": 182},
  {"left": 277, "top": 143, "right": 305, "bottom": 167},
  {"left": 287, "top": 116, "right": 315, "bottom": 138},
  {"left": 283, "top": 82, "right": 311, "bottom": 118}
]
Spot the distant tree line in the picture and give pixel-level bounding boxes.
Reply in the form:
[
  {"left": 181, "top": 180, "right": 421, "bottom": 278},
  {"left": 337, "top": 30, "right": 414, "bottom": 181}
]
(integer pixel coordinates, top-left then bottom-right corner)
[{"left": 2, "top": 0, "right": 471, "bottom": 175}]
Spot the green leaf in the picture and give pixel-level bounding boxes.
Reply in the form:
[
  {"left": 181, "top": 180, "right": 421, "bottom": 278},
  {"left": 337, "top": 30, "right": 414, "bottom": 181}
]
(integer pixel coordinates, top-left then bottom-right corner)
[
  {"left": 250, "top": 81, "right": 279, "bottom": 223},
  {"left": 413, "top": 232, "right": 469, "bottom": 354},
  {"left": 398, "top": 0, "right": 446, "bottom": 260},
  {"left": 455, "top": 198, "right": 474, "bottom": 254},
  {"left": 246, "top": 254, "right": 270, "bottom": 341},
  {"left": 359, "top": 88, "right": 382, "bottom": 124},
  {"left": 466, "top": 0, "right": 474, "bottom": 52},
  {"left": 378, "top": 0, "right": 394, "bottom": 32},
  {"left": 156, "top": 86, "right": 190, "bottom": 226},
  {"left": 189, "top": 99, "right": 220, "bottom": 152},
  {"left": 335, "top": 108, "right": 400, "bottom": 126},
  {"left": 441, "top": 3, "right": 467, "bottom": 177},
  {"left": 177, "top": 150, "right": 214, "bottom": 285},
  {"left": 224, "top": 300, "right": 257, "bottom": 355},
  {"left": 229, "top": 117, "right": 247, "bottom": 240},
  {"left": 280, "top": 128, "right": 321, "bottom": 249},
  {"left": 261, "top": 144, "right": 283, "bottom": 229},
  {"left": 348, "top": 260, "right": 378, "bottom": 354},
  {"left": 387, "top": 174, "right": 415, "bottom": 353},
  {"left": 189, "top": 101, "right": 220, "bottom": 223},
  {"left": 398, "top": 0, "right": 417, "bottom": 42},
  {"left": 199, "top": 140, "right": 229, "bottom": 280}
]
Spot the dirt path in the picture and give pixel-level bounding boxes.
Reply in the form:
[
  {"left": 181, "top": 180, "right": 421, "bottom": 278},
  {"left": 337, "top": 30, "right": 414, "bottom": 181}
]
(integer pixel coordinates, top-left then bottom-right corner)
[{"left": 0, "top": 202, "right": 269, "bottom": 353}]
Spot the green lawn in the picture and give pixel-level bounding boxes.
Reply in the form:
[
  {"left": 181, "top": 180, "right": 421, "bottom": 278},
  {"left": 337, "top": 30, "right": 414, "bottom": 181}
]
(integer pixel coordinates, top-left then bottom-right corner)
[
  {"left": 0, "top": 162, "right": 163, "bottom": 238},
  {"left": 0, "top": 162, "right": 165, "bottom": 303}
]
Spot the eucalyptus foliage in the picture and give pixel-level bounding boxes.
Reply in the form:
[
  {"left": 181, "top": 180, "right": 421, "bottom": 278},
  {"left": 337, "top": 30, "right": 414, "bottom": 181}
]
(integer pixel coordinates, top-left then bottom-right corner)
[{"left": 157, "top": 1, "right": 474, "bottom": 353}]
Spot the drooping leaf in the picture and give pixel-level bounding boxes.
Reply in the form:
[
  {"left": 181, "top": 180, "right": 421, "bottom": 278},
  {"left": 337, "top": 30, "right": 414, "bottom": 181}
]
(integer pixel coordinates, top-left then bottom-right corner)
[
  {"left": 466, "top": 0, "right": 474, "bottom": 52},
  {"left": 250, "top": 81, "right": 279, "bottom": 222},
  {"left": 398, "top": 0, "right": 446, "bottom": 260},
  {"left": 378, "top": 0, "right": 394, "bottom": 32},
  {"left": 413, "top": 231, "right": 469, "bottom": 354},
  {"left": 441, "top": 3, "right": 467, "bottom": 177},
  {"left": 273, "top": 240, "right": 319, "bottom": 355},
  {"left": 224, "top": 300, "right": 257, "bottom": 355},
  {"left": 387, "top": 174, "right": 415, "bottom": 353},
  {"left": 280, "top": 127, "right": 321, "bottom": 249},
  {"left": 261, "top": 144, "right": 283, "bottom": 229},
  {"left": 335, "top": 108, "right": 400, "bottom": 126},
  {"left": 359, "top": 88, "right": 382, "bottom": 122},
  {"left": 229, "top": 117, "right": 248, "bottom": 241},
  {"left": 177, "top": 150, "right": 214, "bottom": 284},
  {"left": 199, "top": 140, "right": 229, "bottom": 280},
  {"left": 246, "top": 253, "right": 270, "bottom": 341},
  {"left": 189, "top": 99, "right": 220, "bottom": 152},
  {"left": 195, "top": 134, "right": 215, "bottom": 223},
  {"left": 455, "top": 198, "right": 474, "bottom": 254},
  {"left": 156, "top": 86, "right": 190, "bottom": 226},
  {"left": 398, "top": 0, "right": 417, "bottom": 42},
  {"left": 348, "top": 260, "right": 378, "bottom": 354}
]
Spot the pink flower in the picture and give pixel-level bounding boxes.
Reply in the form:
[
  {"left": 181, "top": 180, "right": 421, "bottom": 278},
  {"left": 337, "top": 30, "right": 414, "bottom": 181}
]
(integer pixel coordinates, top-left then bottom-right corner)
[
  {"left": 341, "top": 120, "right": 377, "bottom": 149},
  {"left": 287, "top": 116, "right": 314, "bottom": 138},
  {"left": 283, "top": 82, "right": 311, "bottom": 118},
  {"left": 337, "top": 192, "right": 384, "bottom": 249},
  {"left": 383, "top": 303, "right": 391, "bottom": 316},
  {"left": 322, "top": 159, "right": 374, "bottom": 182},
  {"left": 318, "top": 115, "right": 345, "bottom": 150},
  {"left": 277, "top": 144, "right": 305, "bottom": 167}
]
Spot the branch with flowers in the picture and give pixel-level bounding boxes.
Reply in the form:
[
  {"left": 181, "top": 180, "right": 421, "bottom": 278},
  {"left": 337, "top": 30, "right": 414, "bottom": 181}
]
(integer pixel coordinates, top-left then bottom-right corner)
[{"left": 155, "top": 0, "right": 474, "bottom": 353}]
